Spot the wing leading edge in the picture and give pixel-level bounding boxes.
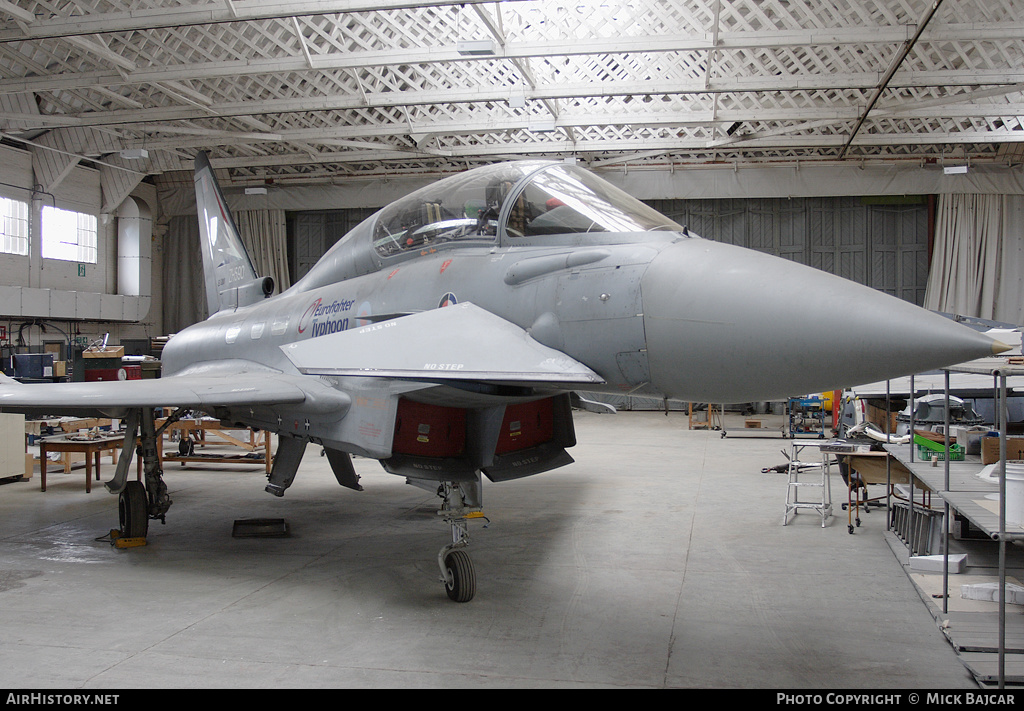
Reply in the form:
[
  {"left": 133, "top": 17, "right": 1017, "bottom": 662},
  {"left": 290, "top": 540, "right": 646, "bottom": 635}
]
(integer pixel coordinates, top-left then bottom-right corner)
[{"left": 0, "top": 364, "right": 337, "bottom": 415}]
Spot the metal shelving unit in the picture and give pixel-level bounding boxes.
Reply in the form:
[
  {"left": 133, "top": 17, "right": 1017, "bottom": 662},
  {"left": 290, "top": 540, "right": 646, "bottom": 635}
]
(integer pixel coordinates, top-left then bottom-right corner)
[
  {"left": 788, "top": 396, "right": 826, "bottom": 438},
  {"left": 880, "top": 361, "right": 1024, "bottom": 688}
]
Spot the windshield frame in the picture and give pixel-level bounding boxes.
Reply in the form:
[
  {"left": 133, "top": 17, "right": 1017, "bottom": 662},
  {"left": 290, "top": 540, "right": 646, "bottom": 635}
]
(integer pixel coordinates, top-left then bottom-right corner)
[
  {"left": 369, "top": 161, "right": 549, "bottom": 261},
  {"left": 496, "top": 162, "right": 687, "bottom": 248}
]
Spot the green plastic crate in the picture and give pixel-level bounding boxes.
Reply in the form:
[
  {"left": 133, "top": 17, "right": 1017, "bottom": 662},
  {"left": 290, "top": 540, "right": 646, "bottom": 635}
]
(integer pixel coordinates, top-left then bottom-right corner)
[{"left": 914, "top": 434, "right": 964, "bottom": 461}]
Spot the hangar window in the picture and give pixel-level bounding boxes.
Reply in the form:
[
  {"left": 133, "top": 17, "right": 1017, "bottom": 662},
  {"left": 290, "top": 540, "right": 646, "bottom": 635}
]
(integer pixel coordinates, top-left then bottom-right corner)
[
  {"left": 373, "top": 162, "right": 543, "bottom": 257},
  {"left": 0, "top": 196, "right": 29, "bottom": 256},
  {"left": 41, "top": 205, "right": 97, "bottom": 263},
  {"left": 511, "top": 165, "right": 685, "bottom": 237}
]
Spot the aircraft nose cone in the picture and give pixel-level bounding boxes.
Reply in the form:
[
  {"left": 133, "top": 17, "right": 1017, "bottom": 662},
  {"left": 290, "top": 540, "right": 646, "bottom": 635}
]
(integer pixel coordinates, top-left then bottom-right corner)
[{"left": 641, "top": 239, "right": 1004, "bottom": 402}]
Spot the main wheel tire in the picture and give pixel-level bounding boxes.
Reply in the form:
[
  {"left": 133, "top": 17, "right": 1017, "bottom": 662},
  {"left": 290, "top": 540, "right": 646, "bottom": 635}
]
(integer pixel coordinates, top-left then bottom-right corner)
[
  {"left": 119, "top": 480, "right": 149, "bottom": 539},
  {"left": 444, "top": 549, "right": 476, "bottom": 603}
]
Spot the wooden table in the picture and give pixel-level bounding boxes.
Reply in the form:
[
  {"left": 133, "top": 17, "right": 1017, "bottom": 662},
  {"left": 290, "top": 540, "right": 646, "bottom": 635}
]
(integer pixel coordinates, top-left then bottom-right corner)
[
  {"left": 843, "top": 451, "right": 913, "bottom": 486},
  {"left": 157, "top": 418, "right": 272, "bottom": 474},
  {"left": 39, "top": 433, "right": 139, "bottom": 493}
]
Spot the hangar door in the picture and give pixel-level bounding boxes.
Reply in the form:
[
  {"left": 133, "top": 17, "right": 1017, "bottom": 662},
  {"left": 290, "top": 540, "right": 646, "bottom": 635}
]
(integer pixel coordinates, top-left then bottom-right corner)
[
  {"left": 289, "top": 209, "right": 377, "bottom": 282},
  {"left": 648, "top": 196, "right": 929, "bottom": 306}
]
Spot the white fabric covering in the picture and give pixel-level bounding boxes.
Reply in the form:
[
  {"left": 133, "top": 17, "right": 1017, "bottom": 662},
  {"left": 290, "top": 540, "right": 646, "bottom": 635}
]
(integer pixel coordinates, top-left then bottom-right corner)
[{"left": 924, "top": 194, "right": 1024, "bottom": 326}]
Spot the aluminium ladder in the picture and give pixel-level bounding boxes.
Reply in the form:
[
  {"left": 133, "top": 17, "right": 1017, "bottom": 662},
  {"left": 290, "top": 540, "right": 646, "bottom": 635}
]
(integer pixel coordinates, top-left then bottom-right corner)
[{"left": 782, "top": 440, "right": 833, "bottom": 527}]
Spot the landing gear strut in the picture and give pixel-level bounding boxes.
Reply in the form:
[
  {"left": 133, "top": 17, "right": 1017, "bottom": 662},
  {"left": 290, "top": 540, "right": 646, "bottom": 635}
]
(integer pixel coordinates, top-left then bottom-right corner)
[
  {"left": 436, "top": 481, "right": 486, "bottom": 603},
  {"left": 107, "top": 408, "right": 179, "bottom": 543},
  {"left": 137, "top": 407, "right": 173, "bottom": 526}
]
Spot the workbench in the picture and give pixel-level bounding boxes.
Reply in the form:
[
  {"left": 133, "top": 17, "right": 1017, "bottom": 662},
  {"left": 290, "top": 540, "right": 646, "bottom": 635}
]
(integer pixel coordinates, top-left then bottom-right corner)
[{"left": 39, "top": 433, "right": 140, "bottom": 493}]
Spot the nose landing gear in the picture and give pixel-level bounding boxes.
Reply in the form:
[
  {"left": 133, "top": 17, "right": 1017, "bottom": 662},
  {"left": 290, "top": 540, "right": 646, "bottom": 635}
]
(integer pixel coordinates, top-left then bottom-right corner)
[{"left": 436, "top": 482, "right": 488, "bottom": 602}]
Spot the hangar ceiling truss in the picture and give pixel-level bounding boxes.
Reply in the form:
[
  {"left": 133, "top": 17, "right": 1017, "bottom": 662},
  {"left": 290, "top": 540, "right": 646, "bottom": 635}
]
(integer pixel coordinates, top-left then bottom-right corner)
[{"left": 0, "top": 0, "right": 1021, "bottom": 189}]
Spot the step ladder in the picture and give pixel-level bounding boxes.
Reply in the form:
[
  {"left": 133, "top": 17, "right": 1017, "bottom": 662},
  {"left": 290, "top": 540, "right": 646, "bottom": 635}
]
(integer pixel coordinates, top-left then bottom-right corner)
[{"left": 782, "top": 441, "right": 833, "bottom": 527}]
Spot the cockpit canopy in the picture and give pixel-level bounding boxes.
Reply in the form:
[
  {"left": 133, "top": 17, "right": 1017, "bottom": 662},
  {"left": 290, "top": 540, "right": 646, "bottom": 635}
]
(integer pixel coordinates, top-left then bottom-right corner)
[
  {"left": 291, "top": 160, "right": 689, "bottom": 293},
  {"left": 372, "top": 160, "right": 686, "bottom": 257}
]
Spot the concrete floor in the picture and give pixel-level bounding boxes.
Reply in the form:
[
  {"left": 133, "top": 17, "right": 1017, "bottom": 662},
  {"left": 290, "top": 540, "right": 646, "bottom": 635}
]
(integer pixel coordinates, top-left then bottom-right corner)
[{"left": 0, "top": 410, "right": 987, "bottom": 688}]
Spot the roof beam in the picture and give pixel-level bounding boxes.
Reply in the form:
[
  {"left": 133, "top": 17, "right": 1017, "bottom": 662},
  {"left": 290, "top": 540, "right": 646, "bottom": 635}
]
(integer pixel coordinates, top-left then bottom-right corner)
[
  {"left": 194, "top": 127, "right": 1024, "bottom": 171},
  {"left": 108, "top": 103, "right": 1024, "bottom": 155},
  {"left": 2, "top": 22, "right": 1022, "bottom": 96},
  {"left": 0, "top": 0, "right": 534, "bottom": 42},
  {"left": 839, "top": 0, "right": 944, "bottom": 159},
  {"left": 11, "top": 68, "right": 1021, "bottom": 134},
  {"left": 0, "top": 0, "right": 33, "bottom": 25}
]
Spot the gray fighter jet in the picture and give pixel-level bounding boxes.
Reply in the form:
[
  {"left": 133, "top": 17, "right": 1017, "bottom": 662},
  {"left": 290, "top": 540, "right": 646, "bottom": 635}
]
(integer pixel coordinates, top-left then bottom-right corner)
[{"left": 0, "top": 153, "right": 1005, "bottom": 601}]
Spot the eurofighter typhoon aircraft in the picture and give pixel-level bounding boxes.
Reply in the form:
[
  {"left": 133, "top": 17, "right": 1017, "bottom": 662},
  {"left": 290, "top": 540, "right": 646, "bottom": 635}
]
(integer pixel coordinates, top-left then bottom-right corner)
[{"left": 0, "top": 153, "right": 1007, "bottom": 601}]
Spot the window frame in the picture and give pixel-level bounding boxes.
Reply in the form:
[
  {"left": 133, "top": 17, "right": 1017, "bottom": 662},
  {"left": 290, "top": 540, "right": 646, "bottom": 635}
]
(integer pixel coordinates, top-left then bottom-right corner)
[
  {"left": 0, "top": 196, "right": 29, "bottom": 257},
  {"left": 41, "top": 204, "right": 98, "bottom": 264}
]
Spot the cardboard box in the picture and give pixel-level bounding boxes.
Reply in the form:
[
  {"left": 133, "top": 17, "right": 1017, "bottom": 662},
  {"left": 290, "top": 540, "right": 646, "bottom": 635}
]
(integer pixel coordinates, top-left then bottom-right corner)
[
  {"left": 744, "top": 419, "right": 761, "bottom": 428},
  {"left": 24, "top": 454, "right": 33, "bottom": 480},
  {"left": 84, "top": 346, "right": 124, "bottom": 359},
  {"left": 867, "top": 403, "right": 899, "bottom": 435},
  {"left": 981, "top": 436, "right": 1024, "bottom": 465},
  {"left": 953, "top": 426, "right": 989, "bottom": 455}
]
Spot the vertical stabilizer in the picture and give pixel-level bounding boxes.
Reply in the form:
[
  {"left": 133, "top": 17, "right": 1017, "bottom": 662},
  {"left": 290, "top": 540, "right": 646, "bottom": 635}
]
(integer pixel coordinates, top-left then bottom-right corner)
[{"left": 193, "top": 152, "right": 274, "bottom": 315}]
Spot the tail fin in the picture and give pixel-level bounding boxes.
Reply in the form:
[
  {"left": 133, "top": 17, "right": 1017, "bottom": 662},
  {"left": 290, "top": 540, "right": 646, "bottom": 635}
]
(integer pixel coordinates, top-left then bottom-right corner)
[{"left": 193, "top": 151, "right": 274, "bottom": 315}]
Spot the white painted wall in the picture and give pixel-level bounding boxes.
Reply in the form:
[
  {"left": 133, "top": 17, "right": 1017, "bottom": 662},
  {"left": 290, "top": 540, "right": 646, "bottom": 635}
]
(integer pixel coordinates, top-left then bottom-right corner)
[{"left": 0, "top": 145, "right": 162, "bottom": 348}]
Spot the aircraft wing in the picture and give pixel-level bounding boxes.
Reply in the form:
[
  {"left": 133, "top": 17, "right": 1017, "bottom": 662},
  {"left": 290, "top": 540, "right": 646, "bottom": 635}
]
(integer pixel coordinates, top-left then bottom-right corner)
[
  {"left": 0, "top": 305, "right": 599, "bottom": 417},
  {"left": 0, "top": 364, "right": 317, "bottom": 415},
  {"left": 281, "top": 302, "right": 604, "bottom": 385}
]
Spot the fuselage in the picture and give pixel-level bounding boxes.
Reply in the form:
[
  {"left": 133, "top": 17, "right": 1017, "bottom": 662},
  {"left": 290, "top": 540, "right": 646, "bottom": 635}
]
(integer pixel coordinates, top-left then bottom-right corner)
[
  {"left": 164, "top": 161, "right": 682, "bottom": 397},
  {"left": 164, "top": 159, "right": 1002, "bottom": 440}
]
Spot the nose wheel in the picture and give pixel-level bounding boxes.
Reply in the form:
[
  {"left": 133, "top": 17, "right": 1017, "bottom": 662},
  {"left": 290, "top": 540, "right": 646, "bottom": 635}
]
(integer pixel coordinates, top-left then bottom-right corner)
[
  {"left": 436, "top": 482, "right": 486, "bottom": 602},
  {"left": 441, "top": 547, "right": 476, "bottom": 603}
]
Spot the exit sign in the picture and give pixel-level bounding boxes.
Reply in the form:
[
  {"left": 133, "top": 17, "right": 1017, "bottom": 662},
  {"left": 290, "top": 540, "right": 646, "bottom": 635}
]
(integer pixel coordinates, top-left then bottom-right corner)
[{"left": 78, "top": 264, "right": 86, "bottom": 277}]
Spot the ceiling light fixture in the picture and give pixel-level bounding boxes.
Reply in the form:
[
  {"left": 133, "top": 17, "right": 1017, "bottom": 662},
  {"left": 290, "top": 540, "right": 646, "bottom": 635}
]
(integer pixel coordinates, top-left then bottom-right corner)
[{"left": 456, "top": 40, "right": 496, "bottom": 56}]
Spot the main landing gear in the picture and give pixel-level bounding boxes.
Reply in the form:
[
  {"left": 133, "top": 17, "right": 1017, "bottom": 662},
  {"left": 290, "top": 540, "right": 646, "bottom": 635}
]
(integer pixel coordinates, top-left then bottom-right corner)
[
  {"left": 118, "top": 480, "right": 149, "bottom": 539},
  {"left": 436, "top": 481, "right": 487, "bottom": 603},
  {"left": 106, "top": 408, "right": 180, "bottom": 547}
]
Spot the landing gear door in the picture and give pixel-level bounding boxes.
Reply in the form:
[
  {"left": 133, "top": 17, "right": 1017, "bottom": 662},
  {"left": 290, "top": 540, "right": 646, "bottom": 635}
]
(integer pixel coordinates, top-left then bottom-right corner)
[{"left": 482, "top": 394, "right": 576, "bottom": 482}]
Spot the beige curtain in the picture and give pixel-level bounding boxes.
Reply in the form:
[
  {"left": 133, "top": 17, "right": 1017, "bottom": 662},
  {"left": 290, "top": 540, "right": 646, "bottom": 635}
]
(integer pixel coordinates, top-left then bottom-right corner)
[
  {"left": 162, "top": 215, "right": 208, "bottom": 332},
  {"left": 235, "top": 209, "right": 291, "bottom": 293},
  {"left": 924, "top": 194, "right": 1024, "bottom": 326}
]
